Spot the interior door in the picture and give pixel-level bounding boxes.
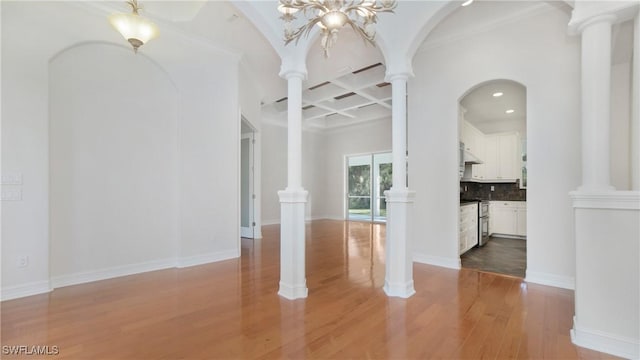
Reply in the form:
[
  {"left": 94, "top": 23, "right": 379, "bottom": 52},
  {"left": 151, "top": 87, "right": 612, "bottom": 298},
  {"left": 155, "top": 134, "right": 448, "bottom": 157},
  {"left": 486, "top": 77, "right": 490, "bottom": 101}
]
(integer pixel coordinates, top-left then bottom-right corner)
[{"left": 240, "top": 132, "right": 254, "bottom": 238}]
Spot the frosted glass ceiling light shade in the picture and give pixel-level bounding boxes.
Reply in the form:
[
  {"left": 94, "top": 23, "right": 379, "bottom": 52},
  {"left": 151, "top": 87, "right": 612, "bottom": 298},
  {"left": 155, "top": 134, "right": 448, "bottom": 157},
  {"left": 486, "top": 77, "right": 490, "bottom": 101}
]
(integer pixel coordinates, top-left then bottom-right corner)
[
  {"left": 279, "top": 0, "right": 397, "bottom": 58},
  {"left": 109, "top": 0, "right": 158, "bottom": 53}
]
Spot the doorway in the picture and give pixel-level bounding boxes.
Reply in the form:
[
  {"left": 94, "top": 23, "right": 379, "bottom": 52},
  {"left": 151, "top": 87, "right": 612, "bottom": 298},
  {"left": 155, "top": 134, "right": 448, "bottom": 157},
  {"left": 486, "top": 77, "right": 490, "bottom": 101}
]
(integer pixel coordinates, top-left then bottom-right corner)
[
  {"left": 458, "top": 79, "right": 527, "bottom": 278},
  {"left": 346, "top": 152, "right": 392, "bottom": 222},
  {"left": 240, "top": 118, "right": 255, "bottom": 238}
]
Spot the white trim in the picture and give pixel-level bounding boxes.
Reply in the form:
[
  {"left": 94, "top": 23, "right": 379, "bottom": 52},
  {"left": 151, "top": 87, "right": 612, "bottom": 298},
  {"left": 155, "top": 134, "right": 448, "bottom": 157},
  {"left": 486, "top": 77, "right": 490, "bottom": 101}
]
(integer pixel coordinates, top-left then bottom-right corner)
[
  {"left": 570, "top": 190, "right": 640, "bottom": 210},
  {"left": 1, "top": 281, "right": 52, "bottom": 301},
  {"left": 49, "top": 250, "right": 240, "bottom": 291},
  {"left": 489, "top": 233, "right": 526, "bottom": 240},
  {"left": 571, "top": 316, "right": 640, "bottom": 359},
  {"left": 278, "top": 281, "right": 308, "bottom": 300},
  {"left": 262, "top": 219, "right": 280, "bottom": 226},
  {"left": 305, "top": 215, "right": 328, "bottom": 222},
  {"left": 176, "top": 250, "right": 239, "bottom": 268},
  {"left": 413, "top": 252, "right": 462, "bottom": 270},
  {"left": 525, "top": 270, "right": 575, "bottom": 290},
  {"left": 383, "top": 280, "right": 416, "bottom": 298},
  {"left": 325, "top": 215, "right": 346, "bottom": 221},
  {"left": 460, "top": 178, "right": 518, "bottom": 184},
  {"left": 51, "top": 258, "right": 176, "bottom": 289},
  {"left": 418, "top": 2, "right": 553, "bottom": 53}
]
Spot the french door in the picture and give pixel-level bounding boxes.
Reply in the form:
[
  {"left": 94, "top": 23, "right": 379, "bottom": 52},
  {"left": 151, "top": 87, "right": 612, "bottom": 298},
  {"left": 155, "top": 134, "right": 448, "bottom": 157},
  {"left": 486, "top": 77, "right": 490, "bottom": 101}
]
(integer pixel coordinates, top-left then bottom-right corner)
[{"left": 346, "top": 152, "right": 392, "bottom": 222}]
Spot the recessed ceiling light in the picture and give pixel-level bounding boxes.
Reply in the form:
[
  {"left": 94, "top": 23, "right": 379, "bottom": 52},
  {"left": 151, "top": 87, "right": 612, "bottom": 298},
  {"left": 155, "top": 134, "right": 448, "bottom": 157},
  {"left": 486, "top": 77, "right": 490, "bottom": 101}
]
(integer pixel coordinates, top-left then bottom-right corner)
[
  {"left": 505, "top": 109, "right": 515, "bottom": 114},
  {"left": 461, "top": 0, "right": 473, "bottom": 6},
  {"left": 493, "top": 92, "right": 503, "bottom": 97}
]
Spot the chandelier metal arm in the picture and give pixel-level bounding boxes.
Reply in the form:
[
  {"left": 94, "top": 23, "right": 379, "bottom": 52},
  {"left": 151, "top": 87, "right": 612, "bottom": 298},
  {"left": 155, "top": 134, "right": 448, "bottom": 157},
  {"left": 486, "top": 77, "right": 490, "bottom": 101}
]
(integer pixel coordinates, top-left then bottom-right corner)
[{"left": 279, "top": 0, "right": 397, "bottom": 58}]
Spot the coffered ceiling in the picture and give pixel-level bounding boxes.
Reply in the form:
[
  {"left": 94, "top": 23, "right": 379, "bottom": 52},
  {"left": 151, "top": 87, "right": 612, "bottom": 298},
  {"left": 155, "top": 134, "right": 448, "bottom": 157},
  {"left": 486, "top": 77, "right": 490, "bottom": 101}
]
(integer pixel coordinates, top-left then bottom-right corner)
[{"left": 261, "top": 62, "right": 392, "bottom": 130}]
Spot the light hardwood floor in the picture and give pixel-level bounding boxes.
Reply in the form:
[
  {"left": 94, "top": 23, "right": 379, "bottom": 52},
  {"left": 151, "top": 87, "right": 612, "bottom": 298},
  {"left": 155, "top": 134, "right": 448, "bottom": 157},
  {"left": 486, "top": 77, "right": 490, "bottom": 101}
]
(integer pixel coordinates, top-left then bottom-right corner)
[{"left": 1, "top": 220, "right": 619, "bottom": 359}]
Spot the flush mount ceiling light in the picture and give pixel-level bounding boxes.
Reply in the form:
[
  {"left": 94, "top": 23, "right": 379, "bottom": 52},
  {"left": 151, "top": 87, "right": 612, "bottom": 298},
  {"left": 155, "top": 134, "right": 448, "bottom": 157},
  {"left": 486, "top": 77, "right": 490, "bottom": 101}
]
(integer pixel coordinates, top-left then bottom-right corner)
[
  {"left": 505, "top": 109, "right": 515, "bottom": 114},
  {"left": 278, "top": 0, "right": 397, "bottom": 58},
  {"left": 109, "top": 0, "right": 158, "bottom": 53},
  {"left": 461, "top": 0, "right": 474, "bottom": 6},
  {"left": 492, "top": 92, "right": 503, "bottom": 97}
]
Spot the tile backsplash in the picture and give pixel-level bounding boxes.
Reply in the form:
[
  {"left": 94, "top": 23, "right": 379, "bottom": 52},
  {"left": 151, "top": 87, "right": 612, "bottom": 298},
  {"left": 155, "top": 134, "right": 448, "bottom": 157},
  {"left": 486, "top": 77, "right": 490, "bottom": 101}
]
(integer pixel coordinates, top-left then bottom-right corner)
[{"left": 460, "top": 181, "right": 526, "bottom": 201}]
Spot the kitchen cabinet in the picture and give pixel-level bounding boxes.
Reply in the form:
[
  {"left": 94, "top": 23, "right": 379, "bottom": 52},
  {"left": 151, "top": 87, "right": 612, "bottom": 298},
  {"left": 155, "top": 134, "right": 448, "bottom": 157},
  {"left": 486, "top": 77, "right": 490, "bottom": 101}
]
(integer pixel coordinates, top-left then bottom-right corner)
[
  {"left": 462, "top": 121, "right": 485, "bottom": 161},
  {"left": 483, "top": 133, "right": 519, "bottom": 181},
  {"left": 489, "top": 201, "right": 526, "bottom": 237},
  {"left": 461, "top": 123, "right": 520, "bottom": 183},
  {"left": 462, "top": 121, "right": 485, "bottom": 180},
  {"left": 459, "top": 203, "right": 478, "bottom": 254}
]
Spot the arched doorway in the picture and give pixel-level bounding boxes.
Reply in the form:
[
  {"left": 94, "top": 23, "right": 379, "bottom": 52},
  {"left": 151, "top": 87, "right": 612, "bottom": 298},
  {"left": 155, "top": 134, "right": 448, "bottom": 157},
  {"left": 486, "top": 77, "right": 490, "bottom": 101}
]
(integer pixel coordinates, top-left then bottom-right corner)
[{"left": 458, "top": 79, "right": 528, "bottom": 278}]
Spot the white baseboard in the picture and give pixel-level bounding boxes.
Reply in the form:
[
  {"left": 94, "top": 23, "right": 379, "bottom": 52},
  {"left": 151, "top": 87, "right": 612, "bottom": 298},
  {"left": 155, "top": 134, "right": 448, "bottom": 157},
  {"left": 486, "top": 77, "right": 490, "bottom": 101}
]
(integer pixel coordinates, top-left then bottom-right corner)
[
  {"left": 46, "top": 250, "right": 240, "bottom": 293},
  {"left": 525, "top": 270, "right": 575, "bottom": 290},
  {"left": 51, "top": 258, "right": 176, "bottom": 289},
  {"left": 261, "top": 219, "right": 280, "bottom": 226},
  {"left": 1, "top": 280, "right": 52, "bottom": 301},
  {"left": 306, "top": 215, "right": 329, "bottom": 222},
  {"left": 325, "top": 215, "right": 345, "bottom": 221},
  {"left": 571, "top": 317, "right": 639, "bottom": 359},
  {"left": 413, "top": 253, "right": 461, "bottom": 270},
  {"left": 177, "top": 250, "right": 238, "bottom": 268}
]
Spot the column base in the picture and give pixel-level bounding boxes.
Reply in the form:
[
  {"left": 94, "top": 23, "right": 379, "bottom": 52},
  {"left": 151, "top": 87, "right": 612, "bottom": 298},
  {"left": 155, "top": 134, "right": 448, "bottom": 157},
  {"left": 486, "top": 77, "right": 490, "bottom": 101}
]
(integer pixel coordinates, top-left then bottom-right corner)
[
  {"left": 383, "top": 280, "right": 416, "bottom": 298},
  {"left": 278, "top": 188, "right": 308, "bottom": 300},
  {"left": 278, "top": 281, "right": 309, "bottom": 300},
  {"left": 384, "top": 188, "right": 416, "bottom": 298}
]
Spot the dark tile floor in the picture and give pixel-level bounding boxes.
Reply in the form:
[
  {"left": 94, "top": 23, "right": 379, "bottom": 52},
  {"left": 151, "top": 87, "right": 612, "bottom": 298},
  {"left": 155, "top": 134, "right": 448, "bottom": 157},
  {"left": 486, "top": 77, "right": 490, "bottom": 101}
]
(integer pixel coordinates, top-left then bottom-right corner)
[{"left": 460, "top": 236, "right": 527, "bottom": 278}]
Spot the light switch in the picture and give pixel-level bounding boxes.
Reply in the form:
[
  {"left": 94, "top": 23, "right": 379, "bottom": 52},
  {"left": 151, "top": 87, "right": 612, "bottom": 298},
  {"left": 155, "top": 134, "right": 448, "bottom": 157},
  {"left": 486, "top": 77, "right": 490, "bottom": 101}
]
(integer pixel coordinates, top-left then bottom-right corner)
[
  {"left": 1, "top": 173, "right": 22, "bottom": 185},
  {"left": 1, "top": 188, "right": 22, "bottom": 201}
]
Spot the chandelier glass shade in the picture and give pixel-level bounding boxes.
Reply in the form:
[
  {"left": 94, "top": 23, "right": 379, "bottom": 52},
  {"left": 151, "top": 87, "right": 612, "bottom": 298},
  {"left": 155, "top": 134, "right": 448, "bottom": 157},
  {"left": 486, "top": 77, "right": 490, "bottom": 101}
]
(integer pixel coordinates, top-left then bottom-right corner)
[
  {"left": 109, "top": 0, "right": 158, "bottom": 53},
  {"left": 278, "top": 0, "right": 397, "bottom": 57}
]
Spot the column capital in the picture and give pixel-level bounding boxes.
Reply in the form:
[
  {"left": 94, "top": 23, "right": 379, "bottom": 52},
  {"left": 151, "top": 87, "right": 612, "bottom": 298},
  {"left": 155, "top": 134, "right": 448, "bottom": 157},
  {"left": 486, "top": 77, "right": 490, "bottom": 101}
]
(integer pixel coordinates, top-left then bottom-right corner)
[
  {"left": 280, "top": 69, "right": 307, "bottom": 81},
  {"left": 568, "top": 1, "right": 638, "bottom": 35},
  {"left": 384, "top": 53, "right": 414, "bottom": 83},
  {"left": 385, "top": 72, "right": 412, "bottom": 83},
  {"left": 573, "top": 14, "right": 617, "bottom": 34},
  {"left": 279, "top": 52, "right": 307, "bottom": 80}
]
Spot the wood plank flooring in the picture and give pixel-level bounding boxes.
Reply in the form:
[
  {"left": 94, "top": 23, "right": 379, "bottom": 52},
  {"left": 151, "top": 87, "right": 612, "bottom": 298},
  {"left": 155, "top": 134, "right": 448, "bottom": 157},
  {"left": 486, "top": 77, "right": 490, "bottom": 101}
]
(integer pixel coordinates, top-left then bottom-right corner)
[{"left": 1, "top": 220, "right": 619, "bottom": 359}]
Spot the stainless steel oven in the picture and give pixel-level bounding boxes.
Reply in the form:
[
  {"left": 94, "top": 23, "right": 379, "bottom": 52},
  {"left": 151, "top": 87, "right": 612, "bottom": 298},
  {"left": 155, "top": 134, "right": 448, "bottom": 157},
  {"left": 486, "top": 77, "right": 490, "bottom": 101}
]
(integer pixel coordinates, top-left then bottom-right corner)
[{"left": 479, "top": 201, "right": 490, "bottom": 246}]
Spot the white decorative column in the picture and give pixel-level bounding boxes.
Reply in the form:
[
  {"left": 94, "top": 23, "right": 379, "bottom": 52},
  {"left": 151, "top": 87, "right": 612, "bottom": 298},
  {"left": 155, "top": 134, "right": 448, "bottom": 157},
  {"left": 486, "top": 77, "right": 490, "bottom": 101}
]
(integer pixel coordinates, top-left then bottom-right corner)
[
  {"left": 577, "top": 14, "right": 616, "bottom": 191},
  {"left": 277, "top": 68, "right": 308, "bottom": 300},
  {"left": 632, "top": 9, "right": 640, "bottom": 191},
  {"left": 569, "top": 4, "right": 640, "bottom": 359},
  {"left": 383, "top": 73, "right": 416, "bottom": 298}
]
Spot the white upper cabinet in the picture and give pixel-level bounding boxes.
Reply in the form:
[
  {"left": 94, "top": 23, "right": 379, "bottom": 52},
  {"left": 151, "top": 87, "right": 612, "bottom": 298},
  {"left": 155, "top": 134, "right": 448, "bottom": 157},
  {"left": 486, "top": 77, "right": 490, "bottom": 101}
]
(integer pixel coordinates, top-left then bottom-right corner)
[
  {"left": 460, "top": 120, "right": 520, "bottom": 182},
  {"left": 484, "top": 132, "right": 520, "bottom": 180},
  {"left": 461, "top": 121, "right": 486, "bottom": 180}
]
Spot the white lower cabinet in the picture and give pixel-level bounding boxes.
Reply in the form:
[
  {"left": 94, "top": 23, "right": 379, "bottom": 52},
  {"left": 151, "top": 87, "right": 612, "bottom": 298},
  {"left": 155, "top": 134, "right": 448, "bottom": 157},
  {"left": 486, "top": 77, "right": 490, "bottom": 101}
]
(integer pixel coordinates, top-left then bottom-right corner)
[
  {"left": 489, "top": 201, "right": 526, "bottom": 237},
  {"left": 459, "top": 203, "right": 478, "bottom": 254}
]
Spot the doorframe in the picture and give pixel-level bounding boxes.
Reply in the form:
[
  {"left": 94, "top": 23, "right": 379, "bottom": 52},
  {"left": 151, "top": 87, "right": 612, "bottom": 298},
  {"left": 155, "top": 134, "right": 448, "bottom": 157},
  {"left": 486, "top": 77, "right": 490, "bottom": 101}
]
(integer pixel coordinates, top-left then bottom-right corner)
[
  {"left": 344, "top": 151, "right": 392, "bottom": 223},
  {"left": 239, "top": 115, "right": 262, "bottom": 240}
]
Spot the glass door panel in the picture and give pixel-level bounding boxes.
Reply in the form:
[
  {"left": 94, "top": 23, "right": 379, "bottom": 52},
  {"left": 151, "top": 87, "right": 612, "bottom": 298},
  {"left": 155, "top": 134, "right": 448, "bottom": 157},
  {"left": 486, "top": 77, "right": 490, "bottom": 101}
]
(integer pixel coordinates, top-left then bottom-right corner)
[
  {"left": 373, "top": 153, "right": 392, "bottom": 222},
  {"left": 347, "top": 155, "right": 372, "bottom": 221},
  {"left": 347, "top": 153, "right": 392, "bottom": 222}
]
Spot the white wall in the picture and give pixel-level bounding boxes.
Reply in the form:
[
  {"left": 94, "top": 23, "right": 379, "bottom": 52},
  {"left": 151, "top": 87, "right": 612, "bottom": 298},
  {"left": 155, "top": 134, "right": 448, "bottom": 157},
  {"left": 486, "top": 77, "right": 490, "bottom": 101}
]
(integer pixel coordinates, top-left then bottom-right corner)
[
  {"left": 49, "top": 44, "right": 179, "bottom": 284},
  {"left": 611, "top": 62, "right": 632, "bottom": 190},
  {"left": 1, "top": 3, "right": 53, "bottom": 296},
  {"left": 1, "top": 1, "right": 244, "bottom": 299},
  {"left": 572, "top": 204, "right": 640, "bottom": 359},
  {"left": 261, "top": 123, "right": 327, "bottom": 224},
  {"left": 410, "top": 5, "right": 582, "bottom": 286},
  {"left": 324, "top": 119, "right": 392, "bottom": 219}
]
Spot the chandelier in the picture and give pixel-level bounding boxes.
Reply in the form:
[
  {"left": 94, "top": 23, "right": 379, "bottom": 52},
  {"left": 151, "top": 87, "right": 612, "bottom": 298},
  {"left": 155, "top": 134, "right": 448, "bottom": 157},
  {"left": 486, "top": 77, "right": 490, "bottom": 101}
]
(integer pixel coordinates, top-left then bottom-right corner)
[
  {"left": 109, "top": 0, "right": 159, "bottom": 53},
  {"left": 278, "top": 0, "right": 397, "bottom": 58}
]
